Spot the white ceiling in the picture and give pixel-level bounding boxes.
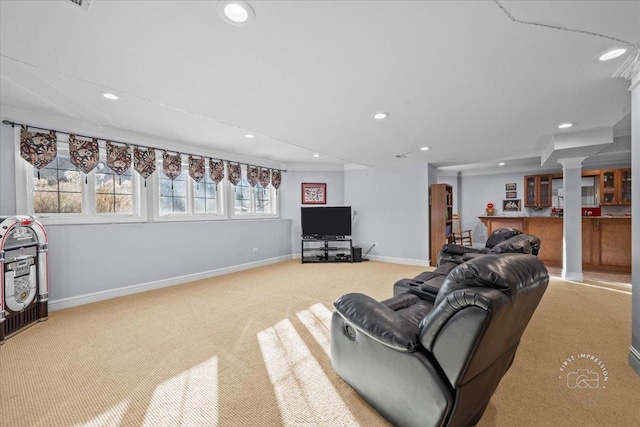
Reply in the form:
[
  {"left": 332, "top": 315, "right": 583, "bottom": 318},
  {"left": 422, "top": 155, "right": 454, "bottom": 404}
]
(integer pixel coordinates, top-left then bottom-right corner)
[{"left": 1, "top": 0, "right": 638, "bottom": 172}]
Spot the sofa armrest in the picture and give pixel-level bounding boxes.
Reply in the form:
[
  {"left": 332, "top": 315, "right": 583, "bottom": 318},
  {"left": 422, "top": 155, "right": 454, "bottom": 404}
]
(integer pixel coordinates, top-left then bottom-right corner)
[{"left": 334, "top": 293, "right": 422, "bottom": 352}]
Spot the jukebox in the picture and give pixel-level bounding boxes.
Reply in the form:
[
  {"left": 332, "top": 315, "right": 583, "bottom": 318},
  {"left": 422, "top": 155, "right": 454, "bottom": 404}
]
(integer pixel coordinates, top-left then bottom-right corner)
[{"left": 0, "top": 216, "right": 49, "bottom": 344}]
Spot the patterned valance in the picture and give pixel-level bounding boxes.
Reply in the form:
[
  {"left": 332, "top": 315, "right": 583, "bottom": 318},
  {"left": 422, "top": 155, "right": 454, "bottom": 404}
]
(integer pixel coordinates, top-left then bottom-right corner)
[
  {"left": 271, "top": 170, "right": 282, "bottom": 190},
  {"left": 259, "top": 168, "right": 271, "bottom": 188},
  {"left": 106, "top": 142, "right": 131, "bottom": 176},
  {"left": 188, "top": 155, "right": 205, "bottom": 183},
  {"left": 162, "top": 151, "right": 182, "bottom": 180},
  {"left": 20, "top": 126, "right": 57, "bottom": 178},
  {"left": 11, "top": 122, "right": 283, "bottom": 189},
  {"left": 133, "top": 146, "right": 156, "bottom": 185},
  {"left": 247, "top": 165, "right": 259, "bottom": 187},
  {"left": 209, "top": 159, "right": 225, "bottom": 184},
  {"left": 69, "top": 135, "right": 99, "bottom": 175},
  {"left": 228, "top": 163, "right": 242, "bottom": 186}
]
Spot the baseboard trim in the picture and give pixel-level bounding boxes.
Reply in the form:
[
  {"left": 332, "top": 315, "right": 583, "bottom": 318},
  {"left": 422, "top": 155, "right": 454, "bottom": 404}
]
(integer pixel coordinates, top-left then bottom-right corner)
[
  {"left": 629, "top": 345, "right": 640, "bottom": 376},
  {"left": 49, "top": 255, "right": 292, "bottom": 311},
  {"left": 365, "top": 255, "right": 430, "bottom": 267}
]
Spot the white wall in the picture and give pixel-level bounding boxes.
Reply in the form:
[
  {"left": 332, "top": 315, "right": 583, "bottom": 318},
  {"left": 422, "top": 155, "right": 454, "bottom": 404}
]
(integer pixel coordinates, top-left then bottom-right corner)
[
  {"left": 631, "top": 83, "right": 639, "bottom": 375},
  {"left": 454, "top": 170, "right": 541, "bottom": 243},
  {"left": 279, "top": 169, "right": 345, "bottom": 257},
  {"left": 46, "top": 219, "right": 291, "bottom": 301},
  {"left": 345, "top": 165, "right": 430, "bottom": 265},
  {"left": 0, "top": 122, "right": 16, "bottom": 215}
]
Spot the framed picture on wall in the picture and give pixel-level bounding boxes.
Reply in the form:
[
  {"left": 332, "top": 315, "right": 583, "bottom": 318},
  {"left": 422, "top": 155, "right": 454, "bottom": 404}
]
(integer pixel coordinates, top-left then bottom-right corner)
[
  {"left": 505, "top": 183, "right": 517, "bottom": 191},
  {"left": 302, "top": 183, "right": 326, "bottom": 204},
  {"left": 506, "top": 191, "right": 517, "bottom": 199},
  {"left": 503, "top": 199, "right": 521, "bottom": 211}
]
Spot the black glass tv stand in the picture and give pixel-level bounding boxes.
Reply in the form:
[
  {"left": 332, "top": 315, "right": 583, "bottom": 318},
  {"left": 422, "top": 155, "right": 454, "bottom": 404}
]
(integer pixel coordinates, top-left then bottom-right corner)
[{"left": 301, "top": 237, "right": 353, "bottom": 263}]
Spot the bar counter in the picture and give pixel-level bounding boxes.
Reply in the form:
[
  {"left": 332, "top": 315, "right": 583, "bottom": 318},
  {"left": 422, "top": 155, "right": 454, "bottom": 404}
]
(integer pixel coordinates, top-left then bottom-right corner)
[{"left": 478, "top": 216, "right": 631, "bottom": 273}]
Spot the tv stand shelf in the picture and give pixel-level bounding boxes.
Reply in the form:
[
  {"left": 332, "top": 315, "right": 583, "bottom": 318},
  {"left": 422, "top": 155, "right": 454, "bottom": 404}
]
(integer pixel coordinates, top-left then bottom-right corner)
[{"left": 301, "top": 238, "right": 353, "bottom": 263}]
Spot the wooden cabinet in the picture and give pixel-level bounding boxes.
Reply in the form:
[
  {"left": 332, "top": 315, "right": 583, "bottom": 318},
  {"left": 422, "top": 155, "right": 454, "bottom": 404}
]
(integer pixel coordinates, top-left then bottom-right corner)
[
  {"left": 478, "top": 216, "right": 631, "bottom": 273},
  {"left": 430, "top": 184, "right": 453, "bottom": 266},
  {"left": 524, "top": 175, "right": 553, "bottom": 207},
  {"left": 600, "top": 168, "right": 631, "bottom": 206},
  {"left": 525, "top": 218, "right": 562, "bottom": 267}
]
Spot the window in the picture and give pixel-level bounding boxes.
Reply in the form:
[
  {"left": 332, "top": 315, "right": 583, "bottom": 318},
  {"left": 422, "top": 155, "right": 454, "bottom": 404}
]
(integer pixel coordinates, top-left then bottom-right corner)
[
  {"left": 231, "top": 165, "right": 277, "bottom": 217},
  {"left": 16, "top": 139, "right": 145, "bottom": 225},
  {"left": 33, "top": 148, "right": 82, "bottom": 214},
  {"left": 16, "top": 128, "right": 277, "bottom": 224},
  {"left": 154, "top": 158, "right": 223, "bottom": 220},
  {"left": 159, "top": 169, "right": 187, "bottom": 215},
  {"left": 234, "top": 176, "right": 251, "bottom": 214},
  {"left": 194, "top": 172, "right": 220, "bottom": 214},
  {"left": 95, "top": 163, "right": 133, "bottom": 214},
  {"left": 255, "top": 182, "right": 272, "bottom": 214}
]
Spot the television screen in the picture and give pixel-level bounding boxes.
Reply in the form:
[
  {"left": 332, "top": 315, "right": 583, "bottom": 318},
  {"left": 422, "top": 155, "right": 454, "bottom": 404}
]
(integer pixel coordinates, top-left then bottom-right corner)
[{"left": 301, "top": 206, "right": 352, "bottom": 238}]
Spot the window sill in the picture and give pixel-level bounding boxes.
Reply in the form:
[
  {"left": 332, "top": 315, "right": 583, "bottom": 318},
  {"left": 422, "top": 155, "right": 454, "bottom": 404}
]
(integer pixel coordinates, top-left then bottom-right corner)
[
  {"left": 151, "top": 214, "right": 228, "bottom": 222},
  {"left": 33, "top": 214, "right": 147, "bottom": 226},
  {"left": 229, "top": 213, "right": 280, "bottom": 220}
]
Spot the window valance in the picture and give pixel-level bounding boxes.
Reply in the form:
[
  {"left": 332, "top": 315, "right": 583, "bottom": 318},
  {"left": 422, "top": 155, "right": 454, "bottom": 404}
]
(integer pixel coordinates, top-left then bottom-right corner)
[
  {"left": 19, "top": 126, "right": 57, "bottom": 178},
  {"left": 9, "top": 122, "right": 284, "bottom": 189}
]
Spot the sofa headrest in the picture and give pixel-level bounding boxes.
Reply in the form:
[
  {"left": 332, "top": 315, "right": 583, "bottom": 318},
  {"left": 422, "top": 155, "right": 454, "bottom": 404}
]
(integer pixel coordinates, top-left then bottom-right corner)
[
  {"left": 490, "top": 233, "right": 540, "bottom": 255},
  {"left": 485, "top": 227, "right": 522, "bottom": 248},
  {"left": 434, "top": 253, "right": 548, "bottom": 307}
]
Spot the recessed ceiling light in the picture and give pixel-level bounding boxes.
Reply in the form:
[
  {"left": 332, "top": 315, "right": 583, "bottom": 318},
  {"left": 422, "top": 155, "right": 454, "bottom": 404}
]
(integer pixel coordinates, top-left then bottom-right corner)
[
  {"left": 313, "top": 154, "right": 320, "bottom": 158},
  {"left": 218, "top": 1, "right": 254, "bottom": 26},
  {"left": 420, "top": 146, "right": 430, "bottom": 151},
  {"left": 597, "top": 48, "right": 627, "bottom": 62},
  {"left": 244, "top": 133, "right": 255, "bottom": 138},
  {"left": 102, "top": 92, "right": 119, "bottom": 100},
  {"left": 558, "top": 122, "right": 573, "bottom": 129},
  {"left": 373, "top": 112, "right": 389, "bottom": 120},
  {"left": 498, "top": 162, "right": 505, "bottom": 166},
  {"left": 225, "top": 3, "right": 248, "bottom": 22}
]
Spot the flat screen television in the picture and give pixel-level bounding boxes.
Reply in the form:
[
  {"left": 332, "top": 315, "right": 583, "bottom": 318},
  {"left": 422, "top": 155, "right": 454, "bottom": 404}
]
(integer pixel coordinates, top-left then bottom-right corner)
[{"left": 301, "top": 206, "right": 352, "bottom": 238}]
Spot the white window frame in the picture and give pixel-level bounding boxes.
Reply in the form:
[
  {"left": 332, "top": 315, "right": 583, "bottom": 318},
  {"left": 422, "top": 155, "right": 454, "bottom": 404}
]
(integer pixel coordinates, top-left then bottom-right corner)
[
  {"left": 14, "top": 130, "right": 147, "bottom": 225},
  {"left": 227, "top": 165, "right": 279, "bottom": 220},
  {"left": 151, "top": 157, "right": 227, "bottom": 222}
]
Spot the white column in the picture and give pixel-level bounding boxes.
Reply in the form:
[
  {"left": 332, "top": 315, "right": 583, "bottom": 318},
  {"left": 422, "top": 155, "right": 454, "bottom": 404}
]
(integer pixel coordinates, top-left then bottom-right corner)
[
  {"left": 557, "top": 157, "right": 587, "bottom": 282},
  {"left": 628, "top": 57, "right": 640, "bottom": 376}
]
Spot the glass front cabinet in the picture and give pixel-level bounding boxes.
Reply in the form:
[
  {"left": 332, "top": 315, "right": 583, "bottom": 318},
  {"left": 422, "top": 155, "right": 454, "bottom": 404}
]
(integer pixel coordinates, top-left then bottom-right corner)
[
  {"left": 524, "top": 175, "right": 553, "bottom": 207},
  {"left": 600, "top": 168, "right": 631, "bottom": 206}
]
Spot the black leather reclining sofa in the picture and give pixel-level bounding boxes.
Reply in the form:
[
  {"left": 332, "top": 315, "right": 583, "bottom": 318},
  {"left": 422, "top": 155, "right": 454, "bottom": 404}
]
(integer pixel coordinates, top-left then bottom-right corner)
[
  {"left": 394, "top": 227, "right": 541, "bottom": 300},
  {"left": 330, "top": 228, "right": 548, "bottom": 427}
]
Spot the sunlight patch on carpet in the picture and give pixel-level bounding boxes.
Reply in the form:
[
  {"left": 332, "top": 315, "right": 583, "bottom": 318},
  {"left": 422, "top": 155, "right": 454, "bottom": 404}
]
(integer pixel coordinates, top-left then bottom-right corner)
[
  {"left": 296, "top": 303, "right": 333, "bottom": 357},
  {"left": 257, "top": 318, "right": 359, "bottom": 426},
  {"left": 141, "top": 356, "right": 219, "bottom": 426},
  {"left": 564, "top": 280, "right": 632, "bottom": 295},
  {"left": 77, "top": 399, "right": 130, "bottom": 427}
]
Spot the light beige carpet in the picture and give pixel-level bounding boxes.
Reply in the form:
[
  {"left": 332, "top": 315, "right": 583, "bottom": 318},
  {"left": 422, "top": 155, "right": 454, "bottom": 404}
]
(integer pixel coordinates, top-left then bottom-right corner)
[{"left": 0, "top": 260, "right": 638, "bottom": 426}]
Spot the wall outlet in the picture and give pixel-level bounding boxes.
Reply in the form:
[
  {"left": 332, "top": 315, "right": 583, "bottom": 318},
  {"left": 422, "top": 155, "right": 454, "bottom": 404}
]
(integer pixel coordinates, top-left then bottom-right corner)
[{"left": 252, "top": 248, "right": 258, "bottom": 253}]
